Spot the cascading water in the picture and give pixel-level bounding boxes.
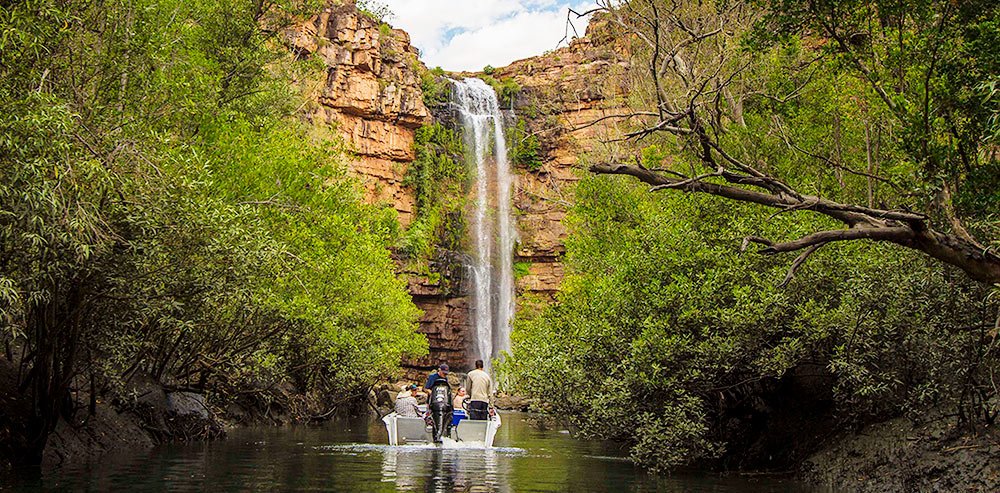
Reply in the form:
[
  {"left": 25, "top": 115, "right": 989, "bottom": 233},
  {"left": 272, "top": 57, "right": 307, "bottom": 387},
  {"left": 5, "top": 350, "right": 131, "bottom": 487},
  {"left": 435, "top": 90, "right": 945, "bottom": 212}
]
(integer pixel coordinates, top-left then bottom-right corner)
[{"left": 452, "top": 78, "right": 516, "bottom": 373}]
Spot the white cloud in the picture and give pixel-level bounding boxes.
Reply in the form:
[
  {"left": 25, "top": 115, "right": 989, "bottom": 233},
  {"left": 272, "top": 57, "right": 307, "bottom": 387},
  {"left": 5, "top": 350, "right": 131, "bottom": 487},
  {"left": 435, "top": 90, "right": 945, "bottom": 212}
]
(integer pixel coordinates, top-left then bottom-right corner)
[{"left": 379, "top": 0, "right": 597, "bottom": 71}]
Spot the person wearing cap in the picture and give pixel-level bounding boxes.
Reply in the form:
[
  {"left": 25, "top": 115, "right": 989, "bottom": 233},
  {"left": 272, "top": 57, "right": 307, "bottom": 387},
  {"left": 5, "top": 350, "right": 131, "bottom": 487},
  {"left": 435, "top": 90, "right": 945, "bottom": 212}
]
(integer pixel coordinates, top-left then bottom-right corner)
[
  {"left": 394, "top": 383, "right": 420, "bottom": 417},
  {"left": 424, "top": 362, "right": 450, "bottom": 392},
  {"left": 424, "top": 362, "right": 454, "bottom": 442}
]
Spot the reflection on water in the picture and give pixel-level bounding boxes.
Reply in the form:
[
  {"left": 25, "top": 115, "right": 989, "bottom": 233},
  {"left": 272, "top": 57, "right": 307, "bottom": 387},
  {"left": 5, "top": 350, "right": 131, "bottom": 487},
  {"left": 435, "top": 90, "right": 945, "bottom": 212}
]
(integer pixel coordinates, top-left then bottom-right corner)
[
  {"left": 372, "top": 445, "right": 515, "bottom": 492},
  {"left": 3, "top": 413, "right": 828, "bottom": 492}
]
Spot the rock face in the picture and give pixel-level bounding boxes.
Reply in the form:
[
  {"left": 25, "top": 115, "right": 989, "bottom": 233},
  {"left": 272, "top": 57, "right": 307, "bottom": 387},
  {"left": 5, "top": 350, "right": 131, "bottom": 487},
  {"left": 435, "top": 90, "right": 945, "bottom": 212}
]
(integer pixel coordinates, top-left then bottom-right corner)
[
  {"left": 283, "top": 4, "right": 461, "bottom": 377},
  {"left": 496, "top": 17, "right": 628, "bottom": 304},
  {"left": 284, "top": 3, "right": 430, "bottom": 226},
  {"left": 400, "top": 252, "right": 471, "bottom": 373},
  {"left": 286, "top": 6, "right": 626, "bottom": 375}
]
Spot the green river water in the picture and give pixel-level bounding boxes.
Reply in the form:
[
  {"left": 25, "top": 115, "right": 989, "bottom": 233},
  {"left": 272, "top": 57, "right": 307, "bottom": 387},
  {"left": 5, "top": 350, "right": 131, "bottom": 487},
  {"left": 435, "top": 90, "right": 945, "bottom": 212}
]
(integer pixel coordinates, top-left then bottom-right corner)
[{"left": 5, "top": 413, "right": 830, "bottom": 492}]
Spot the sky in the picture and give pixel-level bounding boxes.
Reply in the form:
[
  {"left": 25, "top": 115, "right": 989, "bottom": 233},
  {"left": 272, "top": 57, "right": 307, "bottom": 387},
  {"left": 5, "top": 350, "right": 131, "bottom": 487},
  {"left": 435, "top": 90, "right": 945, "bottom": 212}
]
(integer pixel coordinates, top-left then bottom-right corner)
[{"left": 376, "top": 0, "right": 599, "bottom": 72}]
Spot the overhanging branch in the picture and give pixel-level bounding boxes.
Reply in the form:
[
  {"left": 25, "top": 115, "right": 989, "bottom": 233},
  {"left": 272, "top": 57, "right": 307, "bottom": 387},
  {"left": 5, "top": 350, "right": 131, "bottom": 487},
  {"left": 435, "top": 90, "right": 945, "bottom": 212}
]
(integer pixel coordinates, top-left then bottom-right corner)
[{"left": 590, "top": 162, "right": 1000, "bottom": 284}]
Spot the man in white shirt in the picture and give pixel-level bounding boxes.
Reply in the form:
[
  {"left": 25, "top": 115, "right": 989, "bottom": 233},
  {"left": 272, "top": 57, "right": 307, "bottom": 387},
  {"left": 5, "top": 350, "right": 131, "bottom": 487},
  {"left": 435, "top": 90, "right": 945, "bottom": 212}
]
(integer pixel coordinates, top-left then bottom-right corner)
[{"left": 465, "top": 359, "right": 492, "bottom": 420}]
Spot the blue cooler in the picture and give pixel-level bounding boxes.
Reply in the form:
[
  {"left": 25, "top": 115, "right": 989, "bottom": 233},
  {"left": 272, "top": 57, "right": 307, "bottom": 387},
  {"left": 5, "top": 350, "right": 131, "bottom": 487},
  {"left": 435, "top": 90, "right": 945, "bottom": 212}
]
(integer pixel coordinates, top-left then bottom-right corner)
[{"left": 451, "top": 409, "right": 467, "bottom": 427}]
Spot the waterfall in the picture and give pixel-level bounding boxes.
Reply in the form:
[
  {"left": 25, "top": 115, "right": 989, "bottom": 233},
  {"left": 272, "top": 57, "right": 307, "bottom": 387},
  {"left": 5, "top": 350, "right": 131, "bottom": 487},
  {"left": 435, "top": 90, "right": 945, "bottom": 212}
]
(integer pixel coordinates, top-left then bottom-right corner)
[{"left": 452, "top": 78, "right": 516, "bottom": 373}]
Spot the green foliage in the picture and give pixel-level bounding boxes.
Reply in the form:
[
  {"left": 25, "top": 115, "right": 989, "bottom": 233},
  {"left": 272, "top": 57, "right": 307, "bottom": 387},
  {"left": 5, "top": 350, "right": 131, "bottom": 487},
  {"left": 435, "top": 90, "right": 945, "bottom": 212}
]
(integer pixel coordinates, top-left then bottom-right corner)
[
  {"left": 418, "top": 66, "right": 450, "bottom": 107},
  {"left": 399, "top": 123, "right": 467, "bottom": 259},
  {"left": 751, "top": 0, "right": 1000, "bottom": 243},
  {"left": 505, "top": 175, "right": 998, "bottom": 471},
  {"left": 508, "top": 119, "right": 543, "bottom": 171},
  {"left": 483, "top": 65, "right": 496, "bottom": 75},
  {"left": 508, "top": 0, "right": 1000, "bottom": 469},
  {"left": 378, "top": 22, "right": 395, "bottom": 41},
  {"left": 513, "top": 262, "right": 532, "bottom": 279},
  {"left": 481, "top": 75, "right": 521, "bottom": 108},
  {"left": 983, "top": 76, "right": 1000, "bottom": 143},
  {"left": 0, "top": 0, "right": 424, "bottom": 458},
  {"left": 526, "top": 0, "right": 1000, "bottom": 472}
]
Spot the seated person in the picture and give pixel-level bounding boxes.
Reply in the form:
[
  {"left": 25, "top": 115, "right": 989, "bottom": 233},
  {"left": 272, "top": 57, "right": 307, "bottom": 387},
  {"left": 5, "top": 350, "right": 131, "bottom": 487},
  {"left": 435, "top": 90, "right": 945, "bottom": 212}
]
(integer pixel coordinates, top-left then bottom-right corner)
[
  {"left": 453, "top": 387, "right": 468, "bottom": 410},
  {"left": 394, "top": 384, "right": 421, "bottom": 417}
]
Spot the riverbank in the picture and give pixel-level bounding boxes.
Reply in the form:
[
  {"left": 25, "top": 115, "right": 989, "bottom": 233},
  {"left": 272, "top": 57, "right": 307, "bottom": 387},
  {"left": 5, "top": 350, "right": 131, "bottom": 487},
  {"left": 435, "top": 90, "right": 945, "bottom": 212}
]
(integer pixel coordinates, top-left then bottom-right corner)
[
  {"left": 0, "top": 356, "right": 224, "bottom": 467},
  {"left": 0, "top": 355, "right": 375, "bottom": 469},
  {"left": 8, "top": 359, "right": 997, "bottom": 493},
  {"left": 800, "top": 414, "right": 1000, "bottom": 491}
]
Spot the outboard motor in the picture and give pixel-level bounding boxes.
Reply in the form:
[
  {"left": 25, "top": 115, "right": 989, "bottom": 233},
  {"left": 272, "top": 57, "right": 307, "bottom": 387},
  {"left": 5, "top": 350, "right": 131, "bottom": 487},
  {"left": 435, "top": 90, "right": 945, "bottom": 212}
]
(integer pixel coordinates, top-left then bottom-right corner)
[{"left": 428, "top": 378, "right": 453, "bottom": 443}]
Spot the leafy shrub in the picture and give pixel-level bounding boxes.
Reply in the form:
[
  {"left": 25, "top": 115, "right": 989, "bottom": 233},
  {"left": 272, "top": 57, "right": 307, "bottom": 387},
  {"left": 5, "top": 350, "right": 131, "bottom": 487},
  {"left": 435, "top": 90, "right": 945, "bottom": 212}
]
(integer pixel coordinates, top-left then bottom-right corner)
[
  {"left": 481, "top": 75, "right": 521, "bottom": 108},
  {"left": 0, "top": 0, "right": 426, "bottom": 460},
  {"left": 419, "top": 66, "right": 450, "bottom": 106},
  {"left": 399, "top": 123, "right": 467, "bottom": 259},
  {"left": 508, "top": 119, "right": 543, "bottom": 171},
  {"left": 504, "top": 175, "right": 998, "bottom": 471}
]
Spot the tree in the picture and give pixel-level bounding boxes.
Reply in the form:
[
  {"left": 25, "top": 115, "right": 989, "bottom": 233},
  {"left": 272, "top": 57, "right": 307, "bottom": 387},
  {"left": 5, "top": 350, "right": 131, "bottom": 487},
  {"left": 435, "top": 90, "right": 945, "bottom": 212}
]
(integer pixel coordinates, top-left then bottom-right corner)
[
  {"left": 585, "top": 0, "right": 1000, "bottom": 285},
  {"left": 504, "top": 174, "right": 998, "bottom": 470},
  {"left": 1, "top": 0, "right": 424, "bottom": 463}
]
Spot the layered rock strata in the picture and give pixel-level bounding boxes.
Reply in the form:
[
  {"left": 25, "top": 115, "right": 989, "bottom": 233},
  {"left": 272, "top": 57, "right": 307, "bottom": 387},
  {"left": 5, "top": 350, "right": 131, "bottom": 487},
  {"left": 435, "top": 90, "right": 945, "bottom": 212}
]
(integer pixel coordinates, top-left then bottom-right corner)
[
  {"left": 284, "top": 3, "right": 429, "bottom": 226},
  {"left": 496, "top": 18, "right": 628, "bottom": 304},
  {"left": 286, "top": 6, "right": 627, "bottom": 375},
  {"left": 284, "top": 5, "right": 464, "bottom": 377}
]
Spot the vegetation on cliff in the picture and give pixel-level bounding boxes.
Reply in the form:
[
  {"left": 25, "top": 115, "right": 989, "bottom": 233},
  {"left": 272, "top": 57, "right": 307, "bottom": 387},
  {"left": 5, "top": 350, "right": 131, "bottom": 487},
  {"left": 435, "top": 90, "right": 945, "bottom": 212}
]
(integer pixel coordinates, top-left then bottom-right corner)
[
  {"left": 505, "top": 0, "right": 1000, "bottom": 473},
  {"left": 400, "top": 122, "right": 467, "bottom": 262},
  {"left": 0, "top": 0, "right": 425, "bottom": 464}
]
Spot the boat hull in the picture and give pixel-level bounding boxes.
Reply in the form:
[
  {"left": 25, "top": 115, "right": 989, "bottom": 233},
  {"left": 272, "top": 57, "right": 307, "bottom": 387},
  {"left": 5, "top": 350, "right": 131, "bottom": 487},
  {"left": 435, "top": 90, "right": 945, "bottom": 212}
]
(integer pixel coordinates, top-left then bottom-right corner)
[{"left": 382, "top": 412, "right": 501, "bottom": 447}]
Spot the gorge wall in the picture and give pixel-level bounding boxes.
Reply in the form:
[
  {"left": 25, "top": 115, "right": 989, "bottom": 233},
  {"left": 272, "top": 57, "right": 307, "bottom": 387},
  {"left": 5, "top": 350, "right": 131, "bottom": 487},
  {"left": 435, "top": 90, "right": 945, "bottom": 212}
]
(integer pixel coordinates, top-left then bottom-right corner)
[
  {"left": 283, "top": 4, "right": 628, "bottom": 376},
  {"left": 496, "top": 18, "right": 628, "bottom": 308},
  {"left": 283, "top": 3, "right": 428, "bottom": 227}
]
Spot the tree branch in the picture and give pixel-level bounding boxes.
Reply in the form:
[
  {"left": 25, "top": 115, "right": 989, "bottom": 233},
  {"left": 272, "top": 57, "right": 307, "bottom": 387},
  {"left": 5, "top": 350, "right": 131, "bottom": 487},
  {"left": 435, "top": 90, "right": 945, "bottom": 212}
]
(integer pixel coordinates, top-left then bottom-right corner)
[
  {"left": 753, "top": 226, "right": 913, "bottom": 254},
  {"left": 779, "top": 244, "right": 823, "bottom": 287},
  {"left": 591, "top": 162, "right": 1000, "bottom": 284}
]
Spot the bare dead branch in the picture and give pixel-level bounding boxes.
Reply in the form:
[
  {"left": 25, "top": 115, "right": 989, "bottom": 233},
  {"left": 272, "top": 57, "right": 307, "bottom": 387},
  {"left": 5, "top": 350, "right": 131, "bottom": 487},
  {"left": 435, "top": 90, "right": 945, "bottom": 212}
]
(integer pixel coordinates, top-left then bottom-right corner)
[
  {"left": 583, "top": 1, "right": 1000, "bottom": 285},
  {"left": 625, "top": 121, "right": 693, "bottom": 139},
  {"left": 569, "top": 112, "right": 659, "bottom": 133},
  {"left": 767, "top": 197, "right": 821, "bottom": 220},
  {"left": 778, "top": 244, "right": 824, "bottom": 287},
  {"left": 742, "top": 235, "right": 773, "bottom": 252},
  {"left": 649, "top": 166, "right": 723, "bottom": 191},
  {"left": 754, "top": 227, "right": 913, "bottom": 254}
]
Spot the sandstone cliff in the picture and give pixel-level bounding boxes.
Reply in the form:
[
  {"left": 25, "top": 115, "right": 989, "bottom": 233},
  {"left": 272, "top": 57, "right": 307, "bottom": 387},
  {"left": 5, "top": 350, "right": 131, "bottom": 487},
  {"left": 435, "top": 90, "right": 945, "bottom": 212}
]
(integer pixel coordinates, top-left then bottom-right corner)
[
  {"left": 283, "top": 4, "right": 469, "bottom": 375},
  {"left": 284, "top": 3, "right": 429, "bottom": 226},
  {"left": 497, "top": 17, "right": 628, "bottom": 305},
  {"left": 284, "top": 6, "right": 627, "bottom": 375}
]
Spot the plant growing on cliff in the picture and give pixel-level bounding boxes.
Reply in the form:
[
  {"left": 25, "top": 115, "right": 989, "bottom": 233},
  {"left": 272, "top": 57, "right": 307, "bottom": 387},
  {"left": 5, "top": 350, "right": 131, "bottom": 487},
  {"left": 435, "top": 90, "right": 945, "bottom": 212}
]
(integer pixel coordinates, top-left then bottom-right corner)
[
  {"left": 508, "top": 119, "right": 544, "bottom": 172},
  {"left": 399, "top": 123, "right": 467, "bottom": 259},
  {"left": 418, "top": 66, "right": 450, "bottom": 107},
  {"left": 357, "top": 0, "right": 393, "bottom": 23},
  {"left": 481, "top": 75, "right": 521, "bottom": 108}
]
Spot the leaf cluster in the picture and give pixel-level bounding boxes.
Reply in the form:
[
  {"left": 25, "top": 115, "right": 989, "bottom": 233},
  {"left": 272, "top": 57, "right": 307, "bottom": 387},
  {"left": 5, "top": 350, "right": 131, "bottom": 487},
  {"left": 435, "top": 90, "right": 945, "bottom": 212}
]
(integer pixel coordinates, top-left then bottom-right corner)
[
  {"left": 0, "top": 0, "right": 426, "bottom": 454},
  {"left": 505, "top": 175, "right": 998, "bottom": 471}
]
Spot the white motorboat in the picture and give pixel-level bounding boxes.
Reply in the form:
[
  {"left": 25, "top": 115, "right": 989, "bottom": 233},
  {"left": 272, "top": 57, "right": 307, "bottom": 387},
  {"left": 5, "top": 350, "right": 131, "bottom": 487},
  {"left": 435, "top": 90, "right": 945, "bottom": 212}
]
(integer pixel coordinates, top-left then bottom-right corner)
[{"left": 382, "top": 408, "right": 502, "bottom": 447}]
